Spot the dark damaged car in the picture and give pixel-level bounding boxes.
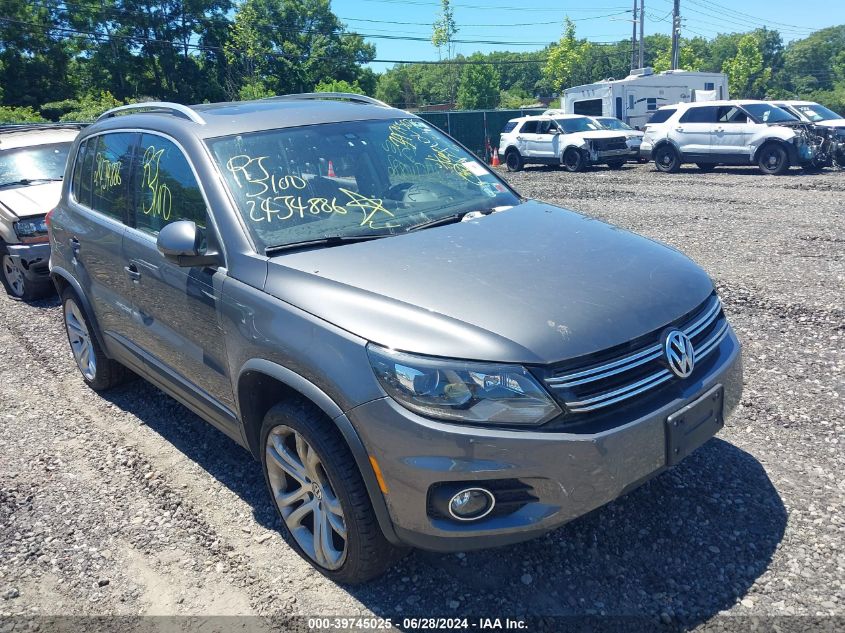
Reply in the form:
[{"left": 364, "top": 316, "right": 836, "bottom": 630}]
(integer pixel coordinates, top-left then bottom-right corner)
[{"left": 48, "top": 95, "right": 743, "bottom": 583}]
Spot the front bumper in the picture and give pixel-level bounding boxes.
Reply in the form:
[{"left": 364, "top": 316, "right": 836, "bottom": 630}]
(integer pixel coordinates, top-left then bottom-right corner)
[
  {"left": 5, "top": 242, "right": 51, "bottom": 284},
  {"left": 349, "top": 328, "right": 742, "bottom": 552}
]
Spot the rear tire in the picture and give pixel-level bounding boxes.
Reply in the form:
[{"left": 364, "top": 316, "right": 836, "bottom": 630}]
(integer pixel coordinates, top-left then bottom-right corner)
[
  {"left": 505, "top": 149, "right": 523, "bottom": 172},
  {"left": 562, "top": 147, "right": 587, "bottom": 172},
  {"left": 260, "top": 400, "right": 404, "bottom": 584},
  {"left": 61, "top": 287, "right": 128, "bottom": 391},
  {"left": 654, "top": 145, "right": 681, "bottom": 173},
  {"left": 757, "top": 142, "right": 790, "bottom": 175},
  {"left": 606, "top": 159, "right": 626, "bottom": 170}
]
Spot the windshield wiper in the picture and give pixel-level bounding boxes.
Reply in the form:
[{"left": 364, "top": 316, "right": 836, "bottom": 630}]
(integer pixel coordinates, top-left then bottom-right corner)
[
  {"left": 265, "top": 234, "right": 388, "bottom": 256},
  {"left": 0, "top": 178, "right": 62, "bottom": 188},
  {"left": 405, "top": 208, "right": 496, "bottom": 233}
]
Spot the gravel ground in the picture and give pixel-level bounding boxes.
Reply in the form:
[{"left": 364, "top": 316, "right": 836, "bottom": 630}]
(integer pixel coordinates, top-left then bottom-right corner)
[{"left": 0, "top": 162, "right": 843, "bottom": 632}]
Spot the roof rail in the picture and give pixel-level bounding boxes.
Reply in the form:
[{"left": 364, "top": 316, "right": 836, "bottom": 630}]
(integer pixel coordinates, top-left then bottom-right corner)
[
  {"left": 96, "top": 102, "right": 206, "bottom": 125},
  {"left": 262, "top": 92, "right": 390, "bottom": 108}
]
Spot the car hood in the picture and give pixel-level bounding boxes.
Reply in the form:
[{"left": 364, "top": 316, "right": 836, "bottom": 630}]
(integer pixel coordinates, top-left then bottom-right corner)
[
  {"left": 264, "top": 201, "right": 714, "bottom": 365},
  {"left": 0, "top": 181, "right": 62, "bottom": 220},
  {"left": 577, "top": 130, "right": 627, "bottom": 140},
  {"left": 818, "top": 118, "right": 845, "bottom": 128}
]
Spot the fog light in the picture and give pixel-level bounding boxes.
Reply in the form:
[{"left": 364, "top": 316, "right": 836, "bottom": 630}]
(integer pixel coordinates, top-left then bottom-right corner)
[{"left": 448, "top": 488, "right": 495, "bottom": 521}]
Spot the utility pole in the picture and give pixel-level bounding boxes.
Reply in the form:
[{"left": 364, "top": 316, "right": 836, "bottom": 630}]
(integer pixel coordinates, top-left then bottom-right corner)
[
  {"left": 670, "top": 0, "right": 681, "bottom": 70},
  {"left": 631, "top": 0, "right": 639, "bottom": 71},
  {"left": 639, "top": 0, "right": 645, "bottom": 68}
]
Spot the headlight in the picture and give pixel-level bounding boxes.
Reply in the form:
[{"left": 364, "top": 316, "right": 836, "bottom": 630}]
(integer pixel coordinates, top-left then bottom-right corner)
[
  {"left": 367, "top": 345, "right": 561, "bottom": 426},
  {"left": 14, "top": 216, "right": 49, "bottom": 243}
]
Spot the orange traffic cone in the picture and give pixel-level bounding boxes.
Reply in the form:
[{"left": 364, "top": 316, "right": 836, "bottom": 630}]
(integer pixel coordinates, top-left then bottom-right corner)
[
  {"left": 491, "top": 151, "right": 500, "bottom": 167},
  {"left": 327, "top": 160, "right": 336, "bottom": 177}
]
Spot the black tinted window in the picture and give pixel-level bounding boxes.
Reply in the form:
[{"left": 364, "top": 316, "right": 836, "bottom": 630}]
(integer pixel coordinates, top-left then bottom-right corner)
[
  {"left": 134, "top": 134, "right": 206, "bottom": 235},
  {"left": 679, "top": 106, "right": 719, "bottom": 123},
  {"left": 717, "top": 106, "right": 747, "bottom": 123},
  {"left": 90, "top": 133, "right": 135, "bottom": 221},
  {"left": 648, "top": 109, "right": 676, "bottom": 124},
  {"left": 71, "top": 139, "right": 89, "bottom": 206},
  {"left": 502, "top": 122, "right": 517, "bottom": 133},
  {"left": 520, "top": 120, "right": 538, "bottom": 133}
]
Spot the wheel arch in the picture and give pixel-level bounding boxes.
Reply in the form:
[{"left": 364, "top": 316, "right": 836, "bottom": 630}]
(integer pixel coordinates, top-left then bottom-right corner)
[
  {"left": 50, "top": 266, "right": 110, "bottom": 354},
  {"left": 752, "top": 137, "right": 796, "bottom": 165},
  {"left": 236, "top": 359, "right": 402, "bottom": 546}
]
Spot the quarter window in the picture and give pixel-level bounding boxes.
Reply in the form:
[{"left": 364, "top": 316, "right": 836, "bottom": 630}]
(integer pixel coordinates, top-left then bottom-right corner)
[
  {"left": 133, "top": 134, "right": 206, "bottom": 235},
  {"left": 89, "top": 133, "right": 136, "bottom": 221},
  {"left": 647, "top": 108, "right": 676, "bottom": 124},
  {"left": 501, "top": 122, "right": 517, "bottom": 133}
]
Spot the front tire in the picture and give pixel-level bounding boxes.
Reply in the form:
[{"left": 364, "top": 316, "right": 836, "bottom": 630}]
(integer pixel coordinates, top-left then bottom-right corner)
[
  {"left": 505, "top": 149, "right": 523, "bottom": 172},
  {"left": 562, "top": 147, "right": 587, "bottom": 172},
  {"left": 757, "top": 142, "right": 790, "bottom": 175},
  {"left": 1, "top": 249, "right": 49, "bottom": 301},
  {"left": 61, "top": 288, "right": 127, "bottom": 391},
  {"left": 654, "top": 145, "right": 681, "bottom": 173},
  {"left": 260, "top": 400, "right": 403, "bottom": 584}
]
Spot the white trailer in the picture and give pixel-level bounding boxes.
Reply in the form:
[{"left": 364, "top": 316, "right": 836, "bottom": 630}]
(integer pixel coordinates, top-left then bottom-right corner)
[{"left": 559, "top": 68, "right": 729, "bottom": 129}]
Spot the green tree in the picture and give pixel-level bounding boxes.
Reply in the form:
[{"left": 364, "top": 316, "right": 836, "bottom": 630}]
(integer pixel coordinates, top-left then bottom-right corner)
[
  {"left": 41, "top": 91, "right": 127, "bottom": 121},
  {"left": 722, "top": 34, "right": 771, "bottom": 98},
  {"left": 457, "top": 54, "right": 500, "bottom": 109},
  {"left": 543, "top": 17, "right": 592, "bottom": 94},
  {"left": 315, "top": 78, "right": 364, "bottom": 93},
  {"left": 0, "top": 106, "right": 47, "bottom": 124},
  {"left": 431, "top": 0, "right": 458, "bottom": 61},
  {"left": 225, "top": 0, "right": 375, "bottom": 98}
]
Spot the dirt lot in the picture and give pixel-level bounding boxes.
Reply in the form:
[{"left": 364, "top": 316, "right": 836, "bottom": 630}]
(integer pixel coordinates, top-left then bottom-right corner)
[{"left": 1, "top": 163, "right": 843, "bottom": 631}]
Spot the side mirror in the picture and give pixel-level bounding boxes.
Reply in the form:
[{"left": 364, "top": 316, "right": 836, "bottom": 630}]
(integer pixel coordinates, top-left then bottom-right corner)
[{"left": 156, "top": 220, "right": 220, "bottom": 268}]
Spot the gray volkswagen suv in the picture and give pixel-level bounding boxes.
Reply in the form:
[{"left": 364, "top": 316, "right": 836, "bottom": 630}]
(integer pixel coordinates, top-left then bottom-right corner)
[{"left": 49, "top": 94, "right": 742, "bottom": 583}]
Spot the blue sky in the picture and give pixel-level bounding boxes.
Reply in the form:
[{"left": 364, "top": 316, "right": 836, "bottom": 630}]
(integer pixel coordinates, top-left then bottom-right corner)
[{"left": 329, "top": 0, "right": 845, "bottom": 72}]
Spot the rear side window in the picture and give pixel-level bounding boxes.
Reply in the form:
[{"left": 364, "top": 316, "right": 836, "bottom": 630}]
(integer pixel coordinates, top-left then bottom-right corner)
[
  {"left": 133, "top": 134, "right": 206, "bottom": 235},
  {"left": 89, "top": 133, "right": 136, "bottom": 221},
  {"left": 520, "top": 120, "right": 539, "bottom": 133},
  {"left": 501, "top": 122, "right": 517, "bottom": 134},
  {"left": 679, "top": 106, "right": 719, "bottom": 124},
  {"left": 648, "top": 108, "right": 676, "bottom": 124}
]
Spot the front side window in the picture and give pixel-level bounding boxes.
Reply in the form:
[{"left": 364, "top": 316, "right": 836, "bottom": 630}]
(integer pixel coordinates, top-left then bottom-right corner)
[
  {"left": 717, "top": 106, "right": 747, "bottom": 123},
  {"left": 133, "top": 134, "right": 206, "bottom": 235},
  {"left": 90, "top": 133, "right": 136, "bottom": 221},
  {"left": 207, "top": 117, "right": 518, "bottom": 252},
  {"left": 0, "top": 142, "right": 71, "bottom": 188},
  {"left": 679, "top": 106, "right": 719, "bottom": 124}
]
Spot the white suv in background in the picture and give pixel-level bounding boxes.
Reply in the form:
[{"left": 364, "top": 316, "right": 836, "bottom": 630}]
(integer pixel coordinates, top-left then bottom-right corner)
[
  {"left": 640, "top": 100, "right": 815, "bottom": 175},
  {"left": 498, "top": 114, "right": 635, "bottom": 172},
  {"left": 771, "top": 100, "right": 845, "bottom": 130},
  {"left": 0, "top": 124, "right": 81, "bottom": 300}
]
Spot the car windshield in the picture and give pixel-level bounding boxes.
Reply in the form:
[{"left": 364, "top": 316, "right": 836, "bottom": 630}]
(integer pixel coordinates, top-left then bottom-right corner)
[
  {"left": 0, "top": 142, "right": 70, "bottom": 187},
  {"left": 795, "top": 103, "right": 841, "bottom": 122},
  {"left": 596, "top": 118, "right": 633, "bottom": 131},
  {"left": 208, "top": 118, "right": 519, "bottom": 252},
  {"left": 556, "top": 117, "right": 603, "bottom": 134},
  {"left": 743, "top": 104, "right": 798, "bottom": 123}
]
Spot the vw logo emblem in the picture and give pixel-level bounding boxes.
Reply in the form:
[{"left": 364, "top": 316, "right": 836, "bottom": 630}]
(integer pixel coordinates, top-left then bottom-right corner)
[{"left": 664, "top": 330, "right": 695, "bottom": 378}]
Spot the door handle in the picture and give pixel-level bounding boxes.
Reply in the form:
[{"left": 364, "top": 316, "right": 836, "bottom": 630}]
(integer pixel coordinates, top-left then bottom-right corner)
[
  {"left": 124, "top": 263, "right": 141, "bottom": 281},
  {"left": 516, "top": 136, "right": 524, "bottom": 141},
  {"left": 69, "top": 237, "right": 80, "bottom": 253},
  {"left": 675, "top": 127, "right": 684, "bottom": 132}
]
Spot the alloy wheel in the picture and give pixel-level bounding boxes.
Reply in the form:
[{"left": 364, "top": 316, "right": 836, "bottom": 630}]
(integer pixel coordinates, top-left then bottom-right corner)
[
  {"left": 64, "top": 299, "right": 97, "bottom": 381},
  {"left": 265, "top": 425, "right": 348, "bottom": 570},
  {"left": 2, "top": 255, "right": 25, "bottom": 297}
]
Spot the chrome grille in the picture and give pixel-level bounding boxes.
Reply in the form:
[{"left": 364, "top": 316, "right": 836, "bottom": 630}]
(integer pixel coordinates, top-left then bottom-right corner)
[{"left": 545, "top": 295, "right": 729, "bottom": 414}]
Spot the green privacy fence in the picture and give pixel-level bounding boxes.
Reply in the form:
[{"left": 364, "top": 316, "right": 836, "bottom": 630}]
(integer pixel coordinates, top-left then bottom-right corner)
[{"left": 416, "top": 109, "right": 545, "bottom": 163}]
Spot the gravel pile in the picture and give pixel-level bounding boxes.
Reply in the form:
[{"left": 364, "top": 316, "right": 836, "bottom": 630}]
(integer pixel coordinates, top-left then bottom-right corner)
[{"left": 0, "top": 162, "right": 842, "bottom": 630}]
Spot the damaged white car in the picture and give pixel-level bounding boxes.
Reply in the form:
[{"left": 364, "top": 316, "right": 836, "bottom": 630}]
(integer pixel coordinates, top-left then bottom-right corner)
[
  {"left": 640, "top": 100, "right": 843, "bottom": 175},
  {"left": 498, "top": 114, "right": 636, "bottom": 172},
  {"left": 0, "top": 124, "right": 81, "bottom": 300}
]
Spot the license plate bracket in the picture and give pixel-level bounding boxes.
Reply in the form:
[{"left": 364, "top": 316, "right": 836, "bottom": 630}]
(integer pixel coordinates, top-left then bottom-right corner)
[{"left": 666, "top": 384, "right": 724, "bottom": 466}]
